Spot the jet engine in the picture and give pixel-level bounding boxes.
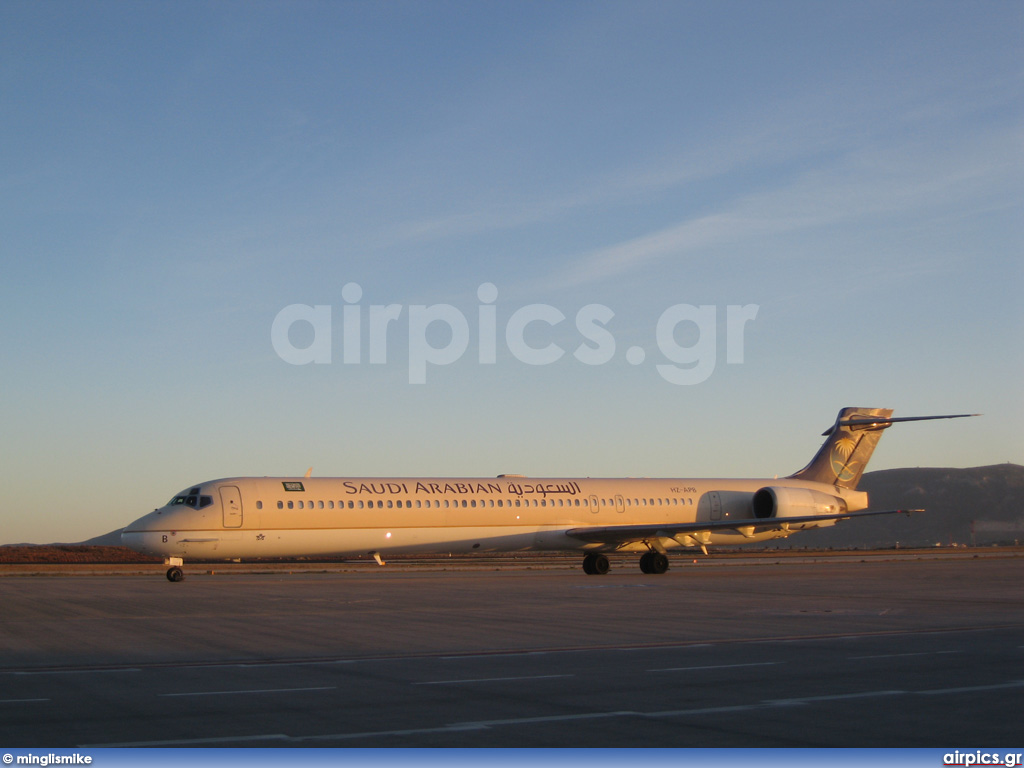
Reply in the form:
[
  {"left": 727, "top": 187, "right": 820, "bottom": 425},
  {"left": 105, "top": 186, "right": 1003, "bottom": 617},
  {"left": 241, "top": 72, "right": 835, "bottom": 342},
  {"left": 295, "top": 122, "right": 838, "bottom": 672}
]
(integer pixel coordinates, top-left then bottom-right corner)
[{"left": 752, "top": 486, "right": 847, "bottom": 520}]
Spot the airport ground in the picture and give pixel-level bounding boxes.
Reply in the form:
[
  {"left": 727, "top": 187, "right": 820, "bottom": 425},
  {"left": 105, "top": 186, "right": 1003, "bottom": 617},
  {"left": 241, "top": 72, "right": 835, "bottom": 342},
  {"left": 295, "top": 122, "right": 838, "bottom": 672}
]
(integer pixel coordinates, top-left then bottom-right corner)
[{"left": 1, "top": 550, "right": 1022, "bottom": 747}]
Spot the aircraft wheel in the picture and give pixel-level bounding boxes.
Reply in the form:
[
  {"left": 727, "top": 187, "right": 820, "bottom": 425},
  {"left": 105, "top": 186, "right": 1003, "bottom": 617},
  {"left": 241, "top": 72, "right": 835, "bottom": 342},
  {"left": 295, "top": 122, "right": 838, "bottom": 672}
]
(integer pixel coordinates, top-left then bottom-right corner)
[
  {"left": 648, "top": 553, "right": 669, "bottom": 574},
  {"left": 582, "top": 553, "right": 609, "bottom": 575},
  {"left": 639, "top": 552, "right": 669, "bottom": 574},
  {"left": 166, "top": 566, "right": 185, "bottom": 582}
]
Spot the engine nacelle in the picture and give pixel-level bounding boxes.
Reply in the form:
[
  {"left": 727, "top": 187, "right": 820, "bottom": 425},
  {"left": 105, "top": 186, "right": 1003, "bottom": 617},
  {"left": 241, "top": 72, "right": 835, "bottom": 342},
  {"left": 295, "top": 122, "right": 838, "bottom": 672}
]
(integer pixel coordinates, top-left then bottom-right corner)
[{"left": 752, "top": 486, "right": 847, "bottom": 520}]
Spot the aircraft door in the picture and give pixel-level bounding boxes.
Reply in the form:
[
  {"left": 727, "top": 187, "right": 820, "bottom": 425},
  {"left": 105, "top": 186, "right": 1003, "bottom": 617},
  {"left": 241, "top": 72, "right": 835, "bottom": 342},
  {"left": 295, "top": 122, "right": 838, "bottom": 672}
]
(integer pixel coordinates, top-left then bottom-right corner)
[
  {"left": 589, "top": 495, "right": 599, "bottom": 514},
  {"left": 220, "top": 485, "right": 243, "bottom": 528},
  {"left": 614, "top": 495, "right": 625, "bottom": 514}
]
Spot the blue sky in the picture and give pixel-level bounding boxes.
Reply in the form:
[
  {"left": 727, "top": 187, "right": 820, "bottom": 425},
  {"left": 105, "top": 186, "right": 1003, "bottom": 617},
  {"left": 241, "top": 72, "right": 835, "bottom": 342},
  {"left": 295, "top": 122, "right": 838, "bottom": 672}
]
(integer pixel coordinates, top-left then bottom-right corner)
[{"left": 1, "top": 1, "right": 1020, "bottom": 544}]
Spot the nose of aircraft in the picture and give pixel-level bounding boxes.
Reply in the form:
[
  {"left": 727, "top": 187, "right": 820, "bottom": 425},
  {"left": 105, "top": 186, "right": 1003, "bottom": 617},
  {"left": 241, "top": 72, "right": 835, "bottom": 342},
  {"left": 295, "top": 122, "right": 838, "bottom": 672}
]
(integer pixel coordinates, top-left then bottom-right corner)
[
  {"left": 120, "top": 523, "right": 147, "bottom": 554},
  {"left": 120, "top": 508, "right": 164, "bottom": 554}
]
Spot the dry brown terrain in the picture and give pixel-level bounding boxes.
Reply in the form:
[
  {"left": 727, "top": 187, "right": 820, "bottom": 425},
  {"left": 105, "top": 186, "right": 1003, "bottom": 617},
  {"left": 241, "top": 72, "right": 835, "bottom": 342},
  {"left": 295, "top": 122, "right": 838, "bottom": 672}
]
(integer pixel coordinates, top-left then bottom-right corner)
[{"left": 0, "top": 545, "right": 159, "bottom": 564}]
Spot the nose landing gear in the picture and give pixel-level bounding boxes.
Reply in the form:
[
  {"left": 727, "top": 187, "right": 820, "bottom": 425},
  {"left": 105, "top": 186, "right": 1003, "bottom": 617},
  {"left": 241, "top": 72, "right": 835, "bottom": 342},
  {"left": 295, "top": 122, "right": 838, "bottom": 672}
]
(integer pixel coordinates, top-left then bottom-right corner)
[{"left": 165, "top": 557, "right": 185, "bottom": 582}]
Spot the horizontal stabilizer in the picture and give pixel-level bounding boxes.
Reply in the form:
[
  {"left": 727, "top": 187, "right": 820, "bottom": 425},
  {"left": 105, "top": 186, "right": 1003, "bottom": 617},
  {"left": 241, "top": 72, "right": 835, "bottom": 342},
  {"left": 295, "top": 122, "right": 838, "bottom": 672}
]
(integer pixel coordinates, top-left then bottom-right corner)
[{"left": 826, "top": 413, "right": 980, "bottom": 435}]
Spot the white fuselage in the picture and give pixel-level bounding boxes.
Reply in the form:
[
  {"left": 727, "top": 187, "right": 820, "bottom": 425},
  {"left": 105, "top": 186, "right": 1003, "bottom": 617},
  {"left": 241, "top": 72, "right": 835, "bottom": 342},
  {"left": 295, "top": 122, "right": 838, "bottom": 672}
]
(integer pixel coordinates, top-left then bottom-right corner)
[{"left": 121, "top": 475, "right": 864, "bottom": 561}]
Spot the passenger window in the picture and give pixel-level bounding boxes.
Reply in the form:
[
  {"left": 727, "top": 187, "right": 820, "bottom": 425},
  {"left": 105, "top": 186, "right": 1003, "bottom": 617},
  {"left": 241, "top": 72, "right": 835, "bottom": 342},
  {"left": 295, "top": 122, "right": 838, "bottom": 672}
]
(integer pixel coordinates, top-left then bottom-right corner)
[
  {"left": 287, "top": 501, "right": 294, "bottom": 509},
  {"left": 256, "top": 501, "right": 263, "bottom": 510},
  {"left": 277, "top": 501, "right": 283, "bottom": 509}
]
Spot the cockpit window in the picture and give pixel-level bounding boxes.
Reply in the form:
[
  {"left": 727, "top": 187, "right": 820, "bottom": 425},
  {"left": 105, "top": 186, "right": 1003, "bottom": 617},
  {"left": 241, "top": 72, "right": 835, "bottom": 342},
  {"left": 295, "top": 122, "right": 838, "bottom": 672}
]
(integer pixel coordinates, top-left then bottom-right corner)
[{"left": 168, "top": 492, "right": 213, "bottom": 510}]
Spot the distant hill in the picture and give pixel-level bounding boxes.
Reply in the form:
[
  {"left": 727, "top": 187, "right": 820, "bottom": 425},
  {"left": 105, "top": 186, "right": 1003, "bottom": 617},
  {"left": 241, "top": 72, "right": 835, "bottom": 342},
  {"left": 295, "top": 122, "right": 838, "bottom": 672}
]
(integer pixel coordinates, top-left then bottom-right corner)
[
  {"left": 80, "top": 529, "right": 126, "bottom": 546},
  {"left": 773, "top": 463, "right": 1024, "bottom": 548}
]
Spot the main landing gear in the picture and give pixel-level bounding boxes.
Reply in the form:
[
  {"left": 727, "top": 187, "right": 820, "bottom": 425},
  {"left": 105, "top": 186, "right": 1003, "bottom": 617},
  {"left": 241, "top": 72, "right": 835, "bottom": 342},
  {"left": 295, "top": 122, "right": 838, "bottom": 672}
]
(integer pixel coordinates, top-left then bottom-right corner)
[
  {"left": 639, "top": 551, "right": 669, "bottom": 574},
  {"left": 165, "top": 557, "right": 185, "bottom": 582},
  {"left": 580, "top": 551, "right": 671, "bottom": 575}
]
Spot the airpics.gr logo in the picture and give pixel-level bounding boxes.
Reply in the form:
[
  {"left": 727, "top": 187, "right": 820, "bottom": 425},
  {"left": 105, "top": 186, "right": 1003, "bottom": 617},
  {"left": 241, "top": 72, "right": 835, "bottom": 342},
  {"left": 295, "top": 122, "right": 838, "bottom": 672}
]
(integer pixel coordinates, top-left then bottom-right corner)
[
  {"left": 830, "top": 436, "right": 859, "bottom": 483},
  {"left": 270, "top": 283, "right": 759, "bottom": 385}
]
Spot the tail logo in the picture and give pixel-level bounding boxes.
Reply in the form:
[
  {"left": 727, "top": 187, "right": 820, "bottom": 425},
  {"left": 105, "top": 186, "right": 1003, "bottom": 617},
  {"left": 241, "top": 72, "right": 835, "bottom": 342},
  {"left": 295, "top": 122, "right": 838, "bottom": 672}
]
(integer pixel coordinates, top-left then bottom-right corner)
[{"left": 830, "top": 437, "right": 858, "bottom": 483}]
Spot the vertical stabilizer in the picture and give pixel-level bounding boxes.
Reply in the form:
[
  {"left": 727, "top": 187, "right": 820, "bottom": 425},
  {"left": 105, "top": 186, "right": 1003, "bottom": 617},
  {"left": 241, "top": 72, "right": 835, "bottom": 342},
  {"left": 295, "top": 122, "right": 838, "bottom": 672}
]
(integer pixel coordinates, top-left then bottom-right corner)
[{"left": 789, "top": 407, "right": 894, "bottom": 489}]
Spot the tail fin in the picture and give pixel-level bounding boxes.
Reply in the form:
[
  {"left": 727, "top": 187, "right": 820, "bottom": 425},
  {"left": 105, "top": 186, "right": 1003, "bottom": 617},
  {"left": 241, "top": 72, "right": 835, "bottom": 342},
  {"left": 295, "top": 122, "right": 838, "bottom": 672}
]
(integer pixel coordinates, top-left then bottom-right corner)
[
  {"left": 790, "top": 408, "right": 893, "bottom": 488},
  {"left": 788, "top": 408, "right": 978, "bottom": 489}
]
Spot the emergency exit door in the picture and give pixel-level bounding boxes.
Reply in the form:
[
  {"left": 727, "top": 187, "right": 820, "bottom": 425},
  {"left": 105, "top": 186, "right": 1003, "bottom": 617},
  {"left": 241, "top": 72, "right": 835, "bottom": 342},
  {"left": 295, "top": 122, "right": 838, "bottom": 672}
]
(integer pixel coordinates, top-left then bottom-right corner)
[{"left": 709, "top": 491, "right": 722, "bottom": 521}]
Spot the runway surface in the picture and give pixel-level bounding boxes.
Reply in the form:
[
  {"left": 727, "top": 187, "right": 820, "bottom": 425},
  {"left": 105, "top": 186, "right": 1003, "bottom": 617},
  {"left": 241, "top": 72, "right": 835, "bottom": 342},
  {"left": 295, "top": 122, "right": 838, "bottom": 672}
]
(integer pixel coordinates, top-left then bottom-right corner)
[{"left": 2, "top": 555, "right": 1022, "bottom": 747}]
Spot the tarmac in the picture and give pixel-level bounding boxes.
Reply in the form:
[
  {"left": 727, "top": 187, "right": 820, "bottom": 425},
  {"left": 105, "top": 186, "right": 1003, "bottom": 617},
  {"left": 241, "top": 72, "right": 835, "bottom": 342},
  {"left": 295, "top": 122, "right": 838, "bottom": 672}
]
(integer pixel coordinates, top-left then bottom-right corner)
[{"left": 1, "top": 552, "right": 1022, "bottom": 747}]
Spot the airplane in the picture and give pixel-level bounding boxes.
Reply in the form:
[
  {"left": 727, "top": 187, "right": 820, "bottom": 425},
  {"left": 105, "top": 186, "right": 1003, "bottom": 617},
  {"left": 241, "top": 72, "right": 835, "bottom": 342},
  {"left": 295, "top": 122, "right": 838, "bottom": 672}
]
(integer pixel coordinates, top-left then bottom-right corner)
[{"left": 121, "top": 407, "right": 976, "bottom": 581}]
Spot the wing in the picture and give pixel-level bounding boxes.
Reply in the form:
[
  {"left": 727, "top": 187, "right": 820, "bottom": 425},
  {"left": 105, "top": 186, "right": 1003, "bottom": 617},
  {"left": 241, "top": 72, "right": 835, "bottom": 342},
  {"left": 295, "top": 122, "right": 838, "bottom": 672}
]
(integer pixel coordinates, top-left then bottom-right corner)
[{"left": 565, "top": 508, "right": 922, "bottom": 547}]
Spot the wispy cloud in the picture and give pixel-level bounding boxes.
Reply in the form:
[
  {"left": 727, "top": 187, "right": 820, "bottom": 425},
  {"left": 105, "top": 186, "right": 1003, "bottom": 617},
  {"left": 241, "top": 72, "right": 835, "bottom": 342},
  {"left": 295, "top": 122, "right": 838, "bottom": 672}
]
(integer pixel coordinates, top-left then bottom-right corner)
[{"left": 550, "top": 119, "right": 1023, "bottom": 288}]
